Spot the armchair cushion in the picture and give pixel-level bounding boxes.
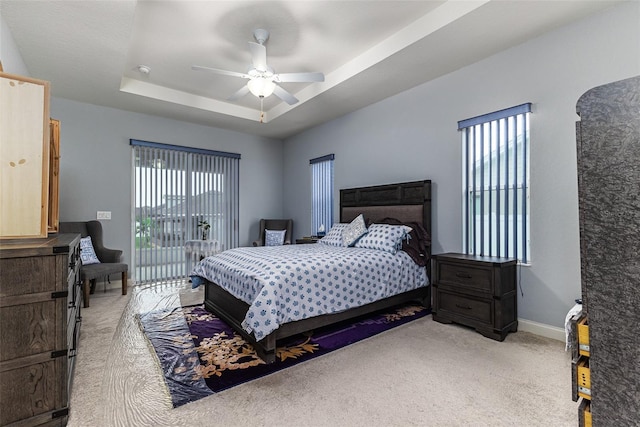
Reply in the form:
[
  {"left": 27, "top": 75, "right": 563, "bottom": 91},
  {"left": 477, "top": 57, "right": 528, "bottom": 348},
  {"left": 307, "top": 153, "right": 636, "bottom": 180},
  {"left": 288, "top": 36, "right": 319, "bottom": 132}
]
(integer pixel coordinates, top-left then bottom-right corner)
[
  {"left": 79, "top": 236, "right": 101, "bottom": 265},
  {"left": 252, "top": 219, "right": 293, "bottom": 246},
  {"left": 86, "top": 220, "right": 123, "bottom": 262},
  {"left": 60, "top": 220, "right": 123, "bottom": 263},
  {"left": 265, "top": 229, "right": 287, "bottom": 246},
  {"left": 80, "top": 263, "right": 128, "bottom": 282}
]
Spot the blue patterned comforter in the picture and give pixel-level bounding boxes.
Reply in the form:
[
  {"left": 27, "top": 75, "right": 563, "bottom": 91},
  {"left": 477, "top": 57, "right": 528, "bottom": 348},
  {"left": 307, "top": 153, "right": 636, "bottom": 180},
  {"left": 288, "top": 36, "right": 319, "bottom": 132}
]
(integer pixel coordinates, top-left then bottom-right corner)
[{"left": 190, "top": 244, "right": 428, "bottom": 341}]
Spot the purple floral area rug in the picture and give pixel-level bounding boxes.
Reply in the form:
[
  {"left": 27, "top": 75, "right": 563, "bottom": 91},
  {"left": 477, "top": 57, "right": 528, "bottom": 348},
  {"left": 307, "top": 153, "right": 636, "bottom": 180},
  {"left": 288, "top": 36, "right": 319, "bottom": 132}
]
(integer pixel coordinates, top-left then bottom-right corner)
[{"left": 138, "top": 303, "right": 430, "bottom": 407}]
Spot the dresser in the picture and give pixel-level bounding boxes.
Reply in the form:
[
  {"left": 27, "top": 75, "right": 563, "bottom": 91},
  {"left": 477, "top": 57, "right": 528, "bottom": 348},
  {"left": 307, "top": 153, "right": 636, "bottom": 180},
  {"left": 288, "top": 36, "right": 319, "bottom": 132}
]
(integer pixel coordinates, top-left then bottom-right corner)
[
  {"left": 432, "top": 253, "right": 517, "bottom": 341},
  {"left": 0, "top": 234, "right": 82, "bottom": 426}
]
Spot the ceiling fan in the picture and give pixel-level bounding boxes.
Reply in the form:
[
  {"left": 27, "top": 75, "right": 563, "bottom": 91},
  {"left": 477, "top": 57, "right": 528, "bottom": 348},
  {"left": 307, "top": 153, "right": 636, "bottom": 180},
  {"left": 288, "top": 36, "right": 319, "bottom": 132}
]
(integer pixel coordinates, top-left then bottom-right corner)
[{"left": 192, "top": 29, "right": 325, "bottom": 106}]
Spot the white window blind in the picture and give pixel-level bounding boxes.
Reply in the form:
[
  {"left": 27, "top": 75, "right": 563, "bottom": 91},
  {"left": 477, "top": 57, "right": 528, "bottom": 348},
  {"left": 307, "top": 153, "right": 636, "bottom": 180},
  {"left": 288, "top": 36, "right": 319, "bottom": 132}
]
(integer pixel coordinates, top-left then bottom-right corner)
[
  {"left": 310, "top": 154, "right": 334, "bottom": 236},
  {"left": 458, "top": 103, "right": 531, "bottom": 264},
  {"left": 131, "top": 139, "right": 240, "bottom": 284}
]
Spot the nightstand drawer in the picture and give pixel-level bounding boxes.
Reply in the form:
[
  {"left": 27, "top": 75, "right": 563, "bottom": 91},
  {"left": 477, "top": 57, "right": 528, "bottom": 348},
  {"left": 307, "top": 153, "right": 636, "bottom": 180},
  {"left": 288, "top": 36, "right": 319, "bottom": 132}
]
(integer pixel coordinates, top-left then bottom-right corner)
[
  {"left": 438, "top": 262, "right": 492, "bottom": 293},
  {"left": 436, "top": 290, "right": 492, "bottom": 324}
]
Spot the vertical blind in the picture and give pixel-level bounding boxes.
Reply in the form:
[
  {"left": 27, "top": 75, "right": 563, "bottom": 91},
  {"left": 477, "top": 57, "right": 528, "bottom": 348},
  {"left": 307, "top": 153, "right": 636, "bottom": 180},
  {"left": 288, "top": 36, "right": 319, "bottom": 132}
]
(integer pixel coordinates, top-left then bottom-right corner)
[
  {"left": 131, "top": 139, "right": 240, "bottom": 284},
  {"left": 310, "top": 154, "right": 334, "bottom": 235},
  {"left": 458, "top": 103, "right": 531, "bottom": 264}
]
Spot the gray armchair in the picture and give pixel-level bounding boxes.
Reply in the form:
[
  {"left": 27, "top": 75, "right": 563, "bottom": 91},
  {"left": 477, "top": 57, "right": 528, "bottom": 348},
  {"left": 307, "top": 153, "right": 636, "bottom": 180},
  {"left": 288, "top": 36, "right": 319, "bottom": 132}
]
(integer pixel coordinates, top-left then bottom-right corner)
[
  {"left": 59, "top": 220, "right": 128, "bottom": 307},
  {"left": 252, "top": 219, "right": 293, "bottom": 246}
]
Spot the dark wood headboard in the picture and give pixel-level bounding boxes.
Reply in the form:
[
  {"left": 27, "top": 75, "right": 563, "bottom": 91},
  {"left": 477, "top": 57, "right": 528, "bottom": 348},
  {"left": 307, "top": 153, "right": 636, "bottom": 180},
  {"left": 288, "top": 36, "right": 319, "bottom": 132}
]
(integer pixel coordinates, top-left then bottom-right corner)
[
  {"left": 340, "top": 180, "right": 432, "bottom": 278},
  {"left": 339, "top": 180, "right": 432, "bottom": 239}
]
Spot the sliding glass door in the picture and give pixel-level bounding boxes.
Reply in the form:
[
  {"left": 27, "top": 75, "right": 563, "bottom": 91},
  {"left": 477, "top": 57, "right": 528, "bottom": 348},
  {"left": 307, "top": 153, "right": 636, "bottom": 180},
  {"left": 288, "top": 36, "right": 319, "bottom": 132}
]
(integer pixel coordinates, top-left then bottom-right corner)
[{"left": 131, "top": 140, "right": 240, "bottom": 284}]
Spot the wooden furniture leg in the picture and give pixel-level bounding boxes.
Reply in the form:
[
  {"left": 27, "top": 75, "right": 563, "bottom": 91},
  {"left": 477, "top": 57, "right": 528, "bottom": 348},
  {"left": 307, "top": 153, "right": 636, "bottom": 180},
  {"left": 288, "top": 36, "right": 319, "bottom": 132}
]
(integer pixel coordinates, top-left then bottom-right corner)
[
  {"left": 83, "top": 278, "right": 91, "bottom": 308},
  {"left": 121, "top": 271, "right": 127, "bottom": 295}
]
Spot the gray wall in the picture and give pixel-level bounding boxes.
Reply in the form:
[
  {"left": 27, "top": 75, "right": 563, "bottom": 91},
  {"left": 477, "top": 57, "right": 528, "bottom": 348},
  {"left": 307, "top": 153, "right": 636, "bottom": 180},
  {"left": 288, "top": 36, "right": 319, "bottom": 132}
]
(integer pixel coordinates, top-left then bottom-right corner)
[
  {"left": 51, "top": 98, "right": 284, "bottom": 269},
  {"left": 3, "top": 3, "right": 639, "bottom": 330},
  {"left": 283, "top": 2, "right": 640, "bottom": 328},
  {"left": 0, "top": 13, "right": 29, "bottom": 76}
]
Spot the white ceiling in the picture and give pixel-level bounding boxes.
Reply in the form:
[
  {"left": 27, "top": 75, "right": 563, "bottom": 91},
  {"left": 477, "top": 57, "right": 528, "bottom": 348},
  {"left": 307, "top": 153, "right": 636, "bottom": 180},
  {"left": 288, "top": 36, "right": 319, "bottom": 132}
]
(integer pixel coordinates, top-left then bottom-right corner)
[{"left": 1, "top": 1, "right": 619, "bottom": 139}]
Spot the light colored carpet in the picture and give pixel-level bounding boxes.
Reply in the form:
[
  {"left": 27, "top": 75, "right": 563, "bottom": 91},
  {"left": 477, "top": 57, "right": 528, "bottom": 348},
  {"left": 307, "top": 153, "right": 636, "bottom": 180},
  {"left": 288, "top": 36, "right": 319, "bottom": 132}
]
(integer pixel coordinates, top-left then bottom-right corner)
[{"left": 68, "top": 282, "right": 576, "bottom": 427}]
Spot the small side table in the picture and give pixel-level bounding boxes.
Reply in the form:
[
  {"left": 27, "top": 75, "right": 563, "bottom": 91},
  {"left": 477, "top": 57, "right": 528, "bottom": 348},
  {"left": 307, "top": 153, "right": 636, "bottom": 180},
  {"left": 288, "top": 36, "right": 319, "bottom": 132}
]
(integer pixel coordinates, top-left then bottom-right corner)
[
  {"left": 184, "top": 239, "right": 221, "bottom": 275},
  {"left": 296, "top": 237, "right": 320, "bottom": 244}
]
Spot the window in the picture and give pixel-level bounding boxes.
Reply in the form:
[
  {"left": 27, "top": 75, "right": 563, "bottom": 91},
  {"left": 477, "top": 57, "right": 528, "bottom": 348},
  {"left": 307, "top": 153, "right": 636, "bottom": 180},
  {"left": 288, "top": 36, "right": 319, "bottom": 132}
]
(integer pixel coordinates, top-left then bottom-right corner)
[
  {"left": 310, "top": 154, "right": 334, "bottom": 236},
  {"left": 131, "top": 139, "right": 240, "bottom": 283},
  {"left": 458, "top": 103, "right": 531, "bottom": 264}
]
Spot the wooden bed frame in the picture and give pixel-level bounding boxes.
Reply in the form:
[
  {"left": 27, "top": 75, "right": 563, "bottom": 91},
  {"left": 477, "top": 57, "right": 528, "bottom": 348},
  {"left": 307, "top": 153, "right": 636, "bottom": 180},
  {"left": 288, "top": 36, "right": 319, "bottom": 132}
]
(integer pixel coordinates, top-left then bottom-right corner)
[{"left": 204, "top": 180, "right": 432, "bottom": 363}]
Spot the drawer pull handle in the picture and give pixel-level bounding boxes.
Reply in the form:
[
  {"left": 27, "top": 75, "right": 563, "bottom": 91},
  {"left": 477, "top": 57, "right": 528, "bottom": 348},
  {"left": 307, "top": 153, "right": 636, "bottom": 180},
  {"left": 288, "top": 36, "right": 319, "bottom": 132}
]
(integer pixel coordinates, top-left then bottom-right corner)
[
  {"left": 455, "top": 304, "right": 472, "bottom": 310},
  {"left": 455, "top": 272, "right": 472, "bottom": 279}
]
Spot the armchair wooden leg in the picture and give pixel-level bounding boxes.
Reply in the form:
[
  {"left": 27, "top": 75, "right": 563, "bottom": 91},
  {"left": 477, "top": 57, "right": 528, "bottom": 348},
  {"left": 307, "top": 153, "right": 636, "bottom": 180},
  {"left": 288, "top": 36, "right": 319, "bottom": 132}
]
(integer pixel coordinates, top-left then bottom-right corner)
[
  {"left": 121, "top": 272, "right": 127, "bottom": 295},
  {"left": 83, "top": 278, "right": 90, "bottom": 308}
]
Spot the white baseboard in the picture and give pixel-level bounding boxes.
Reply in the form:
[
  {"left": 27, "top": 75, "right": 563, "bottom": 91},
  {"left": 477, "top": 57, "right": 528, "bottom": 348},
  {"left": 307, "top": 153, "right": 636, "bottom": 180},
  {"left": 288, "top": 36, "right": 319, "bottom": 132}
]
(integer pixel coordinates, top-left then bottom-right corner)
[{"left": 518, "top": 318, "right": 565, "bottom": 342}]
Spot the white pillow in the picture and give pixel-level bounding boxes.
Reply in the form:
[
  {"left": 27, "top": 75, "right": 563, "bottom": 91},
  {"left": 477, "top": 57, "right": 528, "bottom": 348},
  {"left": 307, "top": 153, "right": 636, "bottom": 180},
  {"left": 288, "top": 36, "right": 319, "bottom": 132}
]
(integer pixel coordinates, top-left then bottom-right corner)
[
  {"left": 342, "top": 214, "right": 368, "bottom": 247},
  {"left": 318, "top": 223, "right": 349, "bottom": 247},
  {"left": 80, "top": 236, "right": 101, "bottom": 265},
  {"left": 265, "top": 229, "right": 286, "bottom": 246}
]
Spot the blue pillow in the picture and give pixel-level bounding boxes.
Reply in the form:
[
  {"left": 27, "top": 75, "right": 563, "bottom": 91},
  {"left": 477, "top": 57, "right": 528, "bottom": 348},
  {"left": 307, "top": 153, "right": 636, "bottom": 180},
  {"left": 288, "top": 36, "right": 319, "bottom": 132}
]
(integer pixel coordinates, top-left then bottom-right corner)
[
  {"left": 354, "top": 224, "right": 412, "bottom": 254},
  {"left": 80, "top": 236, "right": 101, "bottom": 265},
  {"left": 265, "top": 229, "right": 286, "bottom": 246}
]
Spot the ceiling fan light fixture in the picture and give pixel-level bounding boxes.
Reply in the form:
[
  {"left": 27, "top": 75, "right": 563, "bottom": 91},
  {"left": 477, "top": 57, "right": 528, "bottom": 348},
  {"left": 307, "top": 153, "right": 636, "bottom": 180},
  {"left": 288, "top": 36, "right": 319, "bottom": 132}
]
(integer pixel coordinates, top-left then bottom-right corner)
[{"left": 247, "top": 78, "right": 276, "bottom": 98}]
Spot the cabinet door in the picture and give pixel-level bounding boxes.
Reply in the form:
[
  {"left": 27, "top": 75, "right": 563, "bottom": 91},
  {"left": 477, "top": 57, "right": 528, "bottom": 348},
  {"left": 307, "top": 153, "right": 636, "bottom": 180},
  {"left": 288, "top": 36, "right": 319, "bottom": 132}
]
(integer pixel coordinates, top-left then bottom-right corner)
[{"left": 0, "top": 73, "right": 51, "bottom": 239}]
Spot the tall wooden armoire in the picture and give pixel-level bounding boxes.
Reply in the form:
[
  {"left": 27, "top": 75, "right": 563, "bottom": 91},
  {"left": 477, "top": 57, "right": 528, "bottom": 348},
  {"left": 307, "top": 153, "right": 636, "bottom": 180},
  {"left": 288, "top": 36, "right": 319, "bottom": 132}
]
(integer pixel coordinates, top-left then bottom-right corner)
[{"left": 575, "top": 75, "right": 640, "bottom": 425}]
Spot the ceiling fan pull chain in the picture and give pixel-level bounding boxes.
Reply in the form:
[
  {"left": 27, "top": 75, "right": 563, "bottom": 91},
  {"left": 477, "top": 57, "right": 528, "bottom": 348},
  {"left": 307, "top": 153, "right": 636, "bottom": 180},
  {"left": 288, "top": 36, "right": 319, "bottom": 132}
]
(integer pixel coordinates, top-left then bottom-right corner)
[{"left": 260, "top": 97, "right": 265, "bottom": 123}]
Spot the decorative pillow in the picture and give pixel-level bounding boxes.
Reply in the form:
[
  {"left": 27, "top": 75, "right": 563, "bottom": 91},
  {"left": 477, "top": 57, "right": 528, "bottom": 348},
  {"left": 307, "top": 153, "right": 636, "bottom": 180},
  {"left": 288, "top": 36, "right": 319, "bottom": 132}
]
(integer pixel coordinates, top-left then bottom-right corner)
[
  {"left": 342, "top": 214, "right": 368, "bottom": 247},
  {"left": 265, "top": 229, "right": 286, "bottom": 246},
  {"left": 355, "top": 223, "right": 412, "bottom": 254},
  {"left": 376, "top": 217, "right": 431, "bottom": 266},
  {"left": 318, "top": 223, "right": 349, "bottom": 247},
  {"left": 80, "top": 236, "right": 101, "bottom": 265}
]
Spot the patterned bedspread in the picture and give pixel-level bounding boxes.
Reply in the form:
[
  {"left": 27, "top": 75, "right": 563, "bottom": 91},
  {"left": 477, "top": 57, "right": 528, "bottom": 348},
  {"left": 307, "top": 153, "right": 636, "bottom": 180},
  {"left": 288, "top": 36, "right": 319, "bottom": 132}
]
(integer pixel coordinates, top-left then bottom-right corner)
[{"left": 190, "top": 244, "right": 428, "bottom": 341}]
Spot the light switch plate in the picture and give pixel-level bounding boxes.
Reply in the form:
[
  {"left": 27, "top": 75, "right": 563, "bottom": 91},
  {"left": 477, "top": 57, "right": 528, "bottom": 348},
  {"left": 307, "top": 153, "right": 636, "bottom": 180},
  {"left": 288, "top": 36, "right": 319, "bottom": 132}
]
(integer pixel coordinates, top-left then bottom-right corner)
[{"left": 97, "top": 211, "right": 111, "bottom": 220}]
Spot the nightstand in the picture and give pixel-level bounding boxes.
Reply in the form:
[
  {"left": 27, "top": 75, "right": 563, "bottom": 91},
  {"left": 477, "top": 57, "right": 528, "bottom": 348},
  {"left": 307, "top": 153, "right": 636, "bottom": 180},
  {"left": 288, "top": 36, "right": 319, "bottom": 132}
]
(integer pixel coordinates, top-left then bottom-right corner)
[
  {"left": 296, "top": 237, "right": 320, "bottom": 244},
  {"left": 432, "top": 253, "right": 518, "bottom": 341}
]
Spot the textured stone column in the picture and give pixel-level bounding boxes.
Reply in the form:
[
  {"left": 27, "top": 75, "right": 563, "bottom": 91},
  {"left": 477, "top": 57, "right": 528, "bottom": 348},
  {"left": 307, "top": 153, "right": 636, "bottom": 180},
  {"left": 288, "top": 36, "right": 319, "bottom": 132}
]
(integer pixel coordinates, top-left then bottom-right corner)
[{"left": 576, "top": 75, "right": 640, "bottom": 426}]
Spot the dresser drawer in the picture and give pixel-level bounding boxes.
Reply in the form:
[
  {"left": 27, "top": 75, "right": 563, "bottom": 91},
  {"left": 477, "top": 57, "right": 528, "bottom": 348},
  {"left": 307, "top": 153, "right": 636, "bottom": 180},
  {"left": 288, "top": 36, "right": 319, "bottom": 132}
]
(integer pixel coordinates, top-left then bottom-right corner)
[
  {"left": 579, "top": 398, "right": 592, "bottom": 427},
  {"left": 438, "top": 261, "right": 492, "bottom": 294},
  {"left": 435, "top": 289, "right": 492, "bottom": 325},
  {"left": 0, "top": 358, "right": 67, "bottom": 425},
  {"left": 574, "top": 356, "right": 591, "bottom": 400},
  {"left": 577, "top": 316, "right": 590, "bottom": 357}
]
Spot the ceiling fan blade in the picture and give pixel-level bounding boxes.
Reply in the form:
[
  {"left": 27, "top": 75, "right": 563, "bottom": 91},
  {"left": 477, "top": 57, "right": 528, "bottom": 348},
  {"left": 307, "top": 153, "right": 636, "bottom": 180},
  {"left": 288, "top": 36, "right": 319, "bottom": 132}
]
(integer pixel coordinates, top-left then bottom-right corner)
[
  {"left": 248, "top": 42, "right": 268, "bottom": 72},
  {"left": 191, "top": 65, "right": 249, "bottom": 79},
  {"left": 227, "top": 85, "right": 250, "bottom": 102},
  {"left": 274, "top": 72, "right": 325, "bottom": 83},
  {"left": 273, "top": 84, "right": 299, "bottom": 105}
]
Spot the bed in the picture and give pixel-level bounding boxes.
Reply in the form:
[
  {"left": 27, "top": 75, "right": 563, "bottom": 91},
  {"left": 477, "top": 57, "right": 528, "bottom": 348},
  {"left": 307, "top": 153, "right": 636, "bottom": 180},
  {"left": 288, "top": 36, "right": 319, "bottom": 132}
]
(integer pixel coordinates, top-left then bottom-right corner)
[{"left": 191, "top": 180, "right": 432, "bottom": 363}]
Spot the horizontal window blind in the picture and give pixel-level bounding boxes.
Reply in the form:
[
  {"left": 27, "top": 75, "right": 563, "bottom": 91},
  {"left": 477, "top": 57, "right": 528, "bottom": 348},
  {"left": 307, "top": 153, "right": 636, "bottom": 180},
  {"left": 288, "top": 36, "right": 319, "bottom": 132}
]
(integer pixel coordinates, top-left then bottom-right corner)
[
  {"left": 458, "top": 103, "right": 531, "bottom": 264},
  {"left": 310, "top": 154, "right": 334, "bottom": 236},
  {"left": 131, "top": 139, "right": 239, "bottom": 284}
]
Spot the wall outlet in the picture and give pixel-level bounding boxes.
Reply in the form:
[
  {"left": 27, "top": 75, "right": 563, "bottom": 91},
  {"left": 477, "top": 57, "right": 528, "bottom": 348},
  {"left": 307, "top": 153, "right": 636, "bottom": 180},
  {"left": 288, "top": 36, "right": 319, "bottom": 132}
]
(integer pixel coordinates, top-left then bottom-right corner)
[{"left": 97, "top": 211, "right": 111, "bottom": 220}]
